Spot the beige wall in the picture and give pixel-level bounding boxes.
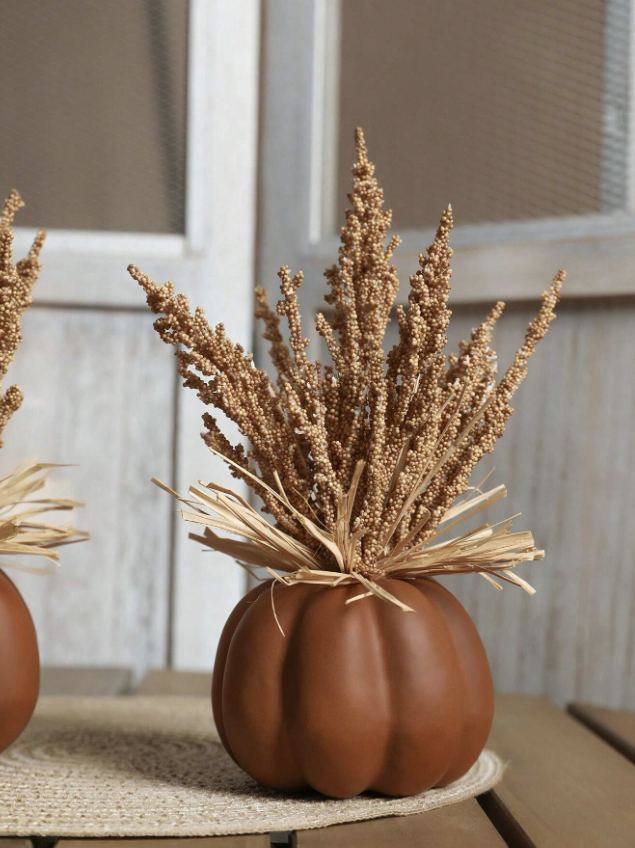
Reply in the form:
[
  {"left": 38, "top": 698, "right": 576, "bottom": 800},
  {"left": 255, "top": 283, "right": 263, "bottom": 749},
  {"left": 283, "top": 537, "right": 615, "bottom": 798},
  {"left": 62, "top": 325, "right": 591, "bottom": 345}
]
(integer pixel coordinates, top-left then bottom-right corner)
[{"left": 338, "top": 0, "right": 606, "bottom": 229}]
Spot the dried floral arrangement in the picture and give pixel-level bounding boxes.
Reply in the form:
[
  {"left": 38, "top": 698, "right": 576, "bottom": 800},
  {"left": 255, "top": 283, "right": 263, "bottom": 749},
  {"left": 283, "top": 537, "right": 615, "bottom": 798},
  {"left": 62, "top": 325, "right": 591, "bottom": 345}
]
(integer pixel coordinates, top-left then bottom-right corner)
[
  {"left": 0, "top": 191, "right": 87, "bottom": 574},
  {"left": 130, "top": 130, "right": 563, "bottom": 610}
]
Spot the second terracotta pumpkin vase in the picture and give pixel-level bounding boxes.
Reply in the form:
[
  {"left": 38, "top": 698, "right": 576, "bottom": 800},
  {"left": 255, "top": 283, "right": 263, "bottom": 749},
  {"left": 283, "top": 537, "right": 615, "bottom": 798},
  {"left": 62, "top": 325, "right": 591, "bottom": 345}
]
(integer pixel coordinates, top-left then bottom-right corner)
[
  {"left": 134, "top": 128, "right": 563, "bottom": 798},
  {"left": 214, "top": 578, "right": 493, "bottom": 798},
  {"left": 0, "top": 569, "right": 40, "bottom": 755},
  {"left": 0, "top": 193, "right": 87, "bottom": 754}
]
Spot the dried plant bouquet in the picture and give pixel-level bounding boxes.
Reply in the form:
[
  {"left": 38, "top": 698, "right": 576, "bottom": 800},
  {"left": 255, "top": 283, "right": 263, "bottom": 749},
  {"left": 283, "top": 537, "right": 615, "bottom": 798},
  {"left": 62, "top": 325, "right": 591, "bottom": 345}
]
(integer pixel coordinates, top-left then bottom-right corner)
[
  {"left": 130, "top": 130, "right": 563, "bottom": 610},
  {"left": 0, "top": 191, "right": 87, "bottom": 570},
  {"left": 0, "top": 190, "right": 87, "bottom": 756}
]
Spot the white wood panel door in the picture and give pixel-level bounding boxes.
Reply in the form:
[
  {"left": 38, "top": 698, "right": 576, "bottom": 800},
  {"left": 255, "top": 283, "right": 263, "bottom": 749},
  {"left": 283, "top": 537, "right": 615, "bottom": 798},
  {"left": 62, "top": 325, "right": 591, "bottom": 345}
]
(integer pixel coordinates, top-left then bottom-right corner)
[{"left": 6, "top": 0, "right": 260, "bottom": 673}]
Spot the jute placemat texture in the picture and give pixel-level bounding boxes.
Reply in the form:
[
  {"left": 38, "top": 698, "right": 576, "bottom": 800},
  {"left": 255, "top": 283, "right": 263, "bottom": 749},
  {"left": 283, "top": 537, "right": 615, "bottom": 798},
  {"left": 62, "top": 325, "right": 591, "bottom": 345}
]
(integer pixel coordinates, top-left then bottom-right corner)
[{"left": 0, "top": 696, "right": 504, "bottom": 836}]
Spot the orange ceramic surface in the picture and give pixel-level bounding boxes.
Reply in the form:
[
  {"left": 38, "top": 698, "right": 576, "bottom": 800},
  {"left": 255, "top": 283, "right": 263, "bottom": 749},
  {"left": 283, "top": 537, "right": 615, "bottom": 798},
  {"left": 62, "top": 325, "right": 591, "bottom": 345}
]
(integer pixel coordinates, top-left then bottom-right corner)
[
  {"left": 212, "top": 577, "right": 494, "bottom": 798},
  {"left": 0, "top": 569, "right": 40, "bottom": 753}
]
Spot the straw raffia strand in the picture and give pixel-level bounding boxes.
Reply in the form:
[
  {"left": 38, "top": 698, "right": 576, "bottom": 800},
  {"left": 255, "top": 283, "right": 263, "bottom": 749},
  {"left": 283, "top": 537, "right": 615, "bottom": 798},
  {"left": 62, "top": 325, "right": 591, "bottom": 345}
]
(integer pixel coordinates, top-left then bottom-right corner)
[
  {"left": 0, "top": 458, "right": 88, "bottom": 574},
  {"left": 154, "top": 453, "right": 542, "bottom": 612}
]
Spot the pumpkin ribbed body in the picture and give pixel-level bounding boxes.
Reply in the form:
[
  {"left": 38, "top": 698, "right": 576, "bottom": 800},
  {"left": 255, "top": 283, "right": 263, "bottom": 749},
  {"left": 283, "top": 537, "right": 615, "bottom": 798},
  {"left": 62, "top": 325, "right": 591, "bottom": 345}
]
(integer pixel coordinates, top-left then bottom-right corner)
[
  {"left": 0, "top": 570, "right": 40, "bottom": 754},
  {"left": 212, "top": 577, "right": 494, "bottom": 798}
]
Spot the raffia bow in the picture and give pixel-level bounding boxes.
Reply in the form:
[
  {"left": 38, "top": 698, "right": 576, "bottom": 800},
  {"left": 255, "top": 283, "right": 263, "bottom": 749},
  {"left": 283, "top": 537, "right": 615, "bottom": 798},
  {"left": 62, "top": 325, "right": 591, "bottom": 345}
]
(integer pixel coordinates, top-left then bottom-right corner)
[{"left": 154, "top": 453, "right": 539, "bottom": 617}]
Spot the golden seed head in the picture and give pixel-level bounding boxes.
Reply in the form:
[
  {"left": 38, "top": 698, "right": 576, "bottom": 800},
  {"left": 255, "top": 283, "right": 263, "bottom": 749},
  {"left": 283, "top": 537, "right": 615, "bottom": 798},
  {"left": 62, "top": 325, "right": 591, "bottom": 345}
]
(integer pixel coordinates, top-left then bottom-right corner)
[{"left": 0, "top": 191, "right": 46, "bottom": 445}]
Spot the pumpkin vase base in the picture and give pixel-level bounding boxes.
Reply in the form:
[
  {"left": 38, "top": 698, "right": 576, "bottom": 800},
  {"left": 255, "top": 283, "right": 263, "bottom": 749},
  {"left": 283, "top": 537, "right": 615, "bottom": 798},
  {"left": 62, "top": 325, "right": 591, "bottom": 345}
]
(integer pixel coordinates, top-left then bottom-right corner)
[{"left": 212, "top": 578, "right": 495, "bottom": 799}]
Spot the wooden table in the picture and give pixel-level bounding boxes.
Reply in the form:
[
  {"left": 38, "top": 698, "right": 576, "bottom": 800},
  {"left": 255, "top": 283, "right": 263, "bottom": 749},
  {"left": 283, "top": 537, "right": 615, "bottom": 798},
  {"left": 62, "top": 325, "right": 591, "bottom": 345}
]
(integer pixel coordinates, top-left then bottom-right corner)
[{"left": 3, "top": 668, "right": 635, "bottom": 847}]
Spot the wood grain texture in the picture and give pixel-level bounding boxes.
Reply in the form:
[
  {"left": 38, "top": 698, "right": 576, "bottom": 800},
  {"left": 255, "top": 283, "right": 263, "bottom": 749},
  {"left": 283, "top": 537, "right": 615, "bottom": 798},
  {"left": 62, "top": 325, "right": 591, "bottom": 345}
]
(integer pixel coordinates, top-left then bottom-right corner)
[
  {"left": 1, "top": 307, "right": 174, "bottom": 677},
  {"left": 386, "top": 299, "right": 635, "bottom": 709},
  {"left": 292, "top": 799, "right": 506, "bottom": 847},
  {"left": 40, "top": 666, "right": 133, "bottom": 696},
  {"left": 137, "top": 668, "right": 211, "bottom": 696},
  {"left": 488, "top": 693, "right": 635, "bottom": 847},
  {"left": 568, "top": 702, "right": 635, "bottom": 764}
]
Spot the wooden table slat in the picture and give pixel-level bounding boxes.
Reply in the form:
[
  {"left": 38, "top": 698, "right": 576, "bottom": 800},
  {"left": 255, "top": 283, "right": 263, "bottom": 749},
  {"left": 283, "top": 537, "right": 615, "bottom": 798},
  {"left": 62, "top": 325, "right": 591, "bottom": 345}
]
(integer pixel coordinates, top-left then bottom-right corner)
[
  {"left": 292, "top": 798, "right": 506, "bottom": 847},
  {"left": 40, "top": 667, "right": 133, "bottom": 696},
  {"left": 488, "top": 693, "right": 635, "bottom": 847},
  {"left": 136, "top": 669, "right": 211, "bottom": 696},
  {"left": 568, "top": 702, "right": 635, "bottom": 765}
]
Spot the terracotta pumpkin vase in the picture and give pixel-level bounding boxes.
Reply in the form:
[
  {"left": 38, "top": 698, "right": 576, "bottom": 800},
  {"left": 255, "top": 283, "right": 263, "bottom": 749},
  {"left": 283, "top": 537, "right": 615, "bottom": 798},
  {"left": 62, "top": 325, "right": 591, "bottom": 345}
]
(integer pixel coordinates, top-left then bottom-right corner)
[
  {"left": 213, "top": 577, "right": 494, "bottom": 798},
  {"left": 0, "top": 569, "right": 40, "bottom": 754}
]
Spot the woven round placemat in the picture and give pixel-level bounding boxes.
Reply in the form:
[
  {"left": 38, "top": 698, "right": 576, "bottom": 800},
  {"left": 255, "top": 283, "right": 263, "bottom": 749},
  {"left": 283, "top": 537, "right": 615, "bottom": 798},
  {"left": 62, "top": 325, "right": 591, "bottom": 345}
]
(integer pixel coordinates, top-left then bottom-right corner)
[{"left": 0, "top": 696, "right": 503, "bottom": 836}]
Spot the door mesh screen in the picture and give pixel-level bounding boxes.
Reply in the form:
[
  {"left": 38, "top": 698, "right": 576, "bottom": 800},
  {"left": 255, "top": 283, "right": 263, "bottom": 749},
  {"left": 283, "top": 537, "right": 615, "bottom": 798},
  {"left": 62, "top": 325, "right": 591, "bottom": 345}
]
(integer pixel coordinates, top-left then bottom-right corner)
[
  {"left": 0, "top": 0, "right": 188, "bottom": 233},
  {"left": 338, "top": 0, "right": 627, "bottom": 229}
]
